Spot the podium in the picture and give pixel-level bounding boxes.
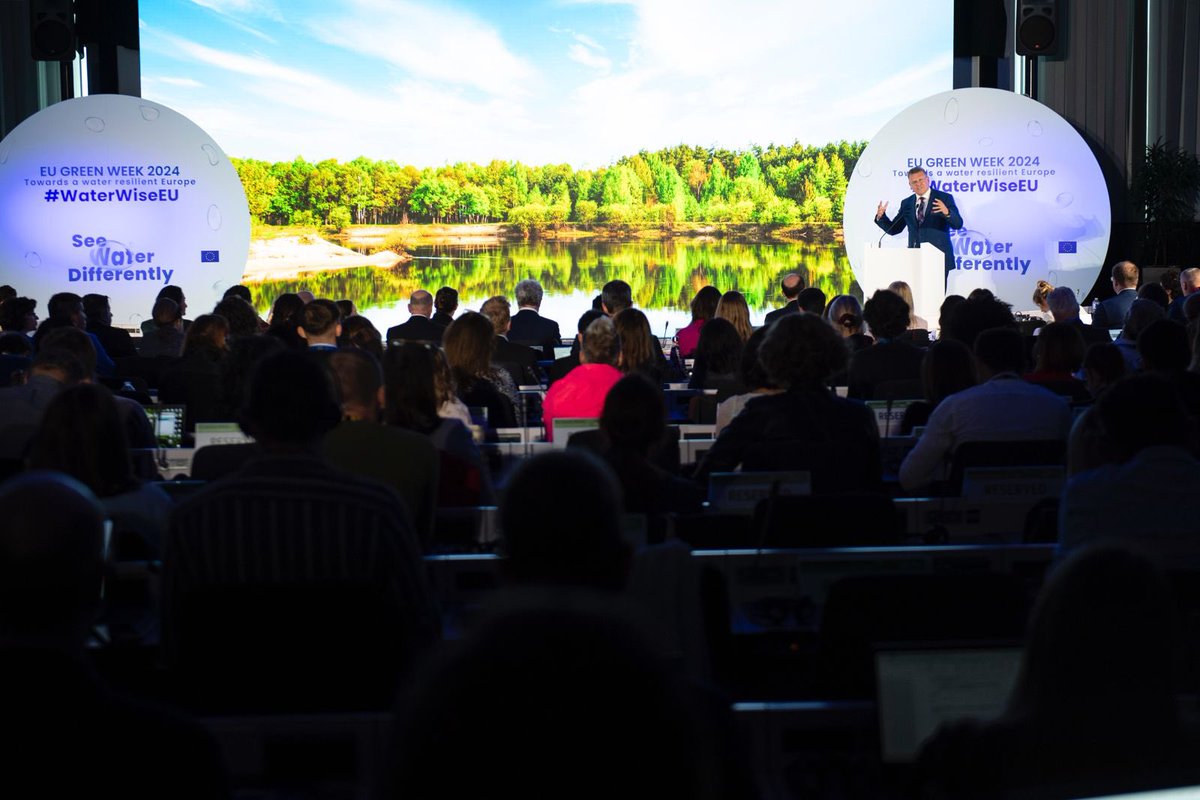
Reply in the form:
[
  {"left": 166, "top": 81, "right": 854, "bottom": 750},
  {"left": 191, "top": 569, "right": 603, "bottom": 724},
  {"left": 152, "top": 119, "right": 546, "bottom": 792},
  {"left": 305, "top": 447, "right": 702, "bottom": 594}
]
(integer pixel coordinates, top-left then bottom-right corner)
[{"left": 858, "top": 243, "right": 945, "bottom": 332}]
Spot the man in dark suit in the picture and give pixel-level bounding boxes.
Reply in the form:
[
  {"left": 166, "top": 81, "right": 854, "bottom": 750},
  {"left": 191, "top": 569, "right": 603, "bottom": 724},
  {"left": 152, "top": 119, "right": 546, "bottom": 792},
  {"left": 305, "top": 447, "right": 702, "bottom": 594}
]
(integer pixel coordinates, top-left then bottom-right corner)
[
  {"left": 432, "top": 286, "right": 458, "bottom": 328},
  {"left": 1091, "top": 261, "right": 1140, "bottom": 329},
  {"left": 481, "top": 295, "right": 541, "bottom": 387},
  {"left": 508, "top": 279, "right": 561, "bottom": 359},
  {"left": 386, "top": 289, "right": 443, "bottom": 344},
  {"left": 875, "top": 166, "right": 963, "bottom": 281},
  {"left": 763, "top": 272, "right": 804, "bottom": 325}
]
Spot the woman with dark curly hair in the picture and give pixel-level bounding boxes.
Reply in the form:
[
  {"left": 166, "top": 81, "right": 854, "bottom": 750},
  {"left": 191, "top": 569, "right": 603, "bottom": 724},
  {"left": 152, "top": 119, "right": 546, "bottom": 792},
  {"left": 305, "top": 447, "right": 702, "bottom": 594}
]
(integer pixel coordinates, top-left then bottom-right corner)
[
  {"left": 695, "top": 313, "right": 879, "bottom": 491},
  {"left": 847, "top": 289, "right": 927, "bottom": 400},
  {"left": 442, "top": 311, "right": 517, "bottom": 430},
  {"left": 674, "top": 285, "right": 721, "bottom": 358}
]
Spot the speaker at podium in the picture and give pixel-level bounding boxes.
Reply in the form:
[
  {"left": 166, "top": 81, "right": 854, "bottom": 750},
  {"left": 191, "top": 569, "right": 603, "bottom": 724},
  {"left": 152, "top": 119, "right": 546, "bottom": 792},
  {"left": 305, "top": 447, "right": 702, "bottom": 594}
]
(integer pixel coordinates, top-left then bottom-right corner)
[{"left": 858, "top": 242, "right": 945, "bottom": 333}]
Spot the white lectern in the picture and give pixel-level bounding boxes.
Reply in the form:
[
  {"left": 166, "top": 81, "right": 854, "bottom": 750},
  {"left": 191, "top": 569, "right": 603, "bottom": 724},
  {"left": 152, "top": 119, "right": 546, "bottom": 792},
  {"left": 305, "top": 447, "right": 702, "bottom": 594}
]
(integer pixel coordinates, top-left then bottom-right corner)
[{"left": 858, "top": 242, "right": 945, "bottom": 332}]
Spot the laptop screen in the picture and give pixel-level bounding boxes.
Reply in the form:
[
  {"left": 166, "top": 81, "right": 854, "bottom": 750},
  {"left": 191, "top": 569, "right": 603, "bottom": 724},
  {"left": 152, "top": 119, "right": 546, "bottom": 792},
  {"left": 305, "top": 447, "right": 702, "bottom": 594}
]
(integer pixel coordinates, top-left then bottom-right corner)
[
  {"left": 143, "top": 404, "right": 185, "bottom": 448},
  {"left": 875, "top": 644, "right": 1022, "bottom": 763}
]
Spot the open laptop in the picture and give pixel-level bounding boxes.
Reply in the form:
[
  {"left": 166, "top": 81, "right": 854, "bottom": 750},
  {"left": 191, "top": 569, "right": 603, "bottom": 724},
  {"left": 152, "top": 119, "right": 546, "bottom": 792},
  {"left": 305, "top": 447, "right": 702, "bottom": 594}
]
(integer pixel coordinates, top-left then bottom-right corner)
[
  {"left": 143, "top": 404, "right": 185, "bottom": 448},
  {"left": 875, "top": 641, "right": 1023, "bottom": 763}
]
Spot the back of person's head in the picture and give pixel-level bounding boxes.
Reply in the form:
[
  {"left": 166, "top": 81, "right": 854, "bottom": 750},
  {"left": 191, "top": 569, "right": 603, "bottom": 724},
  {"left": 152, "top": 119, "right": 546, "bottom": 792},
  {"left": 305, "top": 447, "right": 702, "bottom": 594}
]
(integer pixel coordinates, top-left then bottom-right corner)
[
  {"left": 219, "top": 334, "right": 285, "bottom": 419},
  {"left": 81, "top": 293, "right": 110, "bottom": 324},
  {"left": 443, "top": 311, "right": 495, "bottom": 378},
  {"left": 1033, "top": 322, "right": 1085, "bottom": 373},
  {"left": 298, "top": 298, "right": 340, "bottom": 339},
  {"left": 334, "top": 299, "right": 356, "bottom": 319},
  {"left": 739, "top": 326, "right": 775, "bottom": 390},
  {"left": 184, "top": 313, "right": 229, "bottom": 356},
  {"left": 887, "top": 280, "right": 917, "bottom": 319},
  {"left": 1046, "top": 286, "right": 1080, "bottom": 321},
  {"left": 581, "top": 315, "right": 620, "bottom": 366},
  {"left": 759, "top": 311, "right": 847, "bottom": 389},
  {"left": 152, "top": 297, "right": 181, "bottom": 328},
  {"left": 1096, "top": 373, "right": 1190, "bottom": 461},
  {"left": 694, "top": 317, "right": 742, "bottom": 375},
  {"left": 27, "top": 383, "right": 137, "bottom": 498},
  {"left": 382, "top": 342, "right": 441, "bottom": 432},
  {"left": 36, "top": 327, "right": 96, "bottom": 378},
  {"left": 222, "top": 284, "right": 253, "bottom": 303},
  {"left": 1083, "top": 342, "right": 1125, "bottom": 390},
  {"left": 0, "top": 331, "right": 32, "bottom": 356},
  {"left": 1123, "top": 298, "right": 1166, "bottom": 340},
  {"left": 240, "top": 350, "right": 341, "bottom": 446},
  {"left": 1032, "top": 279, "right": 1054, "bottom": 310},
  {"left": 1015, "top": 546, "right": 1179, "bottom": 719},
  {"left": 1112, "top": 260, "right": 1139, "bottom": 289},
  {"left": 943, "top": 294, "right": 1017, "bottom": 347},
  {"left": 341, "top": 315, "right": 384, "bottom": 360},
  {"left": 1138, "top": 319, "right": 1190, "bottom": 372},
  {"left": 921, "top": 338, "right": 976, "bottom": 403},
  {"left": 480, "top": 295, "right": 511, "bottom": 335},
  {"left": 212, "top": 296, "right": 260, "bottom": 339},
  {"left": 1138, "top": 282, "right": 1170, "bottom": 309},
  {"left": 0, "top": 296, "right": 37, "bottom": 332},
  {"left": 601, "top": 279, "right": 632, "bottom": 315},
  {"left": 576, "top": 308, "right": 603, "bottom": 338},
  {"left": 938, "top": 294, "right": 966, "bottom": 331},
  {"left": 47, "top": 291, "right": 84, "bottom": 321},
  {"left": 0, "top": 471, "right": 105, "bottom": 641},
  {"left": 862, "top": 289, "right": 910, "bottom": 339},
  {"left": 434, "top": 286, "right": 458, "bottom": 314},
  {"left": 386, "top": 595, "right": 718, "bottom": 799},
  {"left": 0, "top": 285, "right": 14, "bottom": 301},
  {"left": 514, "top": 279, "right": 543, "bottom": 308},
  {"left": 715, "top": 291, "right": 751, "bottom": 341},
  {"left": 269, "top": 292, "right": 304, "bottom": 329},
  {"left": 156, "top": 284, "right": 185, "bottom": 307},
  {"left": 781, "top": 271, "right": 804, "bottom": 299},
  {"left": 329, "top": 348, "right": 383, "bottom": 413},
  {"left": 501, "top": 451, "right": 627, "bottom": 591},
  {"left": 825, "top": 294, "right": 865, "bottom": 337},
  {"left": 1161, "top": 267, "right": 1182, "bottom": 300},
  {"left": 797, "top": 286, "right": 827, "bottom": 315},
  {"left": 601, "top": 374, "right": 666, "bottom": 454},
  {"left": 690, "top": 285, "right": 721, "bottom": 321},
  {"left": 612, "top": 308, "right": 656, "bottom": 373},
  {"left": 974, "top": 327, "right": 1025, "bottom": 375},
  {"left": 409, "top": 289, "right": 434, "bottom": 314}
]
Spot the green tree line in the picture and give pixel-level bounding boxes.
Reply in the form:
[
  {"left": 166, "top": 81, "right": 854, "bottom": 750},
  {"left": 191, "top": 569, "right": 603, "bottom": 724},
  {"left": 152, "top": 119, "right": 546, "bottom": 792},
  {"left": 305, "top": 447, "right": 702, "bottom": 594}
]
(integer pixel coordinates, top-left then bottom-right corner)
[{"left": 232, "top": 141, "right": 865, "bottom": 233}]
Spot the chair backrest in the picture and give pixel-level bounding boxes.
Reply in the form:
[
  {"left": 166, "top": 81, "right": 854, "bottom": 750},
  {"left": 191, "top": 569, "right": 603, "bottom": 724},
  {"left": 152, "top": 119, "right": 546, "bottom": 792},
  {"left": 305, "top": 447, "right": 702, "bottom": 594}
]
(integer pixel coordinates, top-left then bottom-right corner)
[
  {"left": 947, "top": 439, "right": 1066, "bottom": 495},
  {"left": 743, "top": 440, "right": 882, "bottom": 494},
  {"left": 751, "top": 493, "right": 902, "bottom": 548}
]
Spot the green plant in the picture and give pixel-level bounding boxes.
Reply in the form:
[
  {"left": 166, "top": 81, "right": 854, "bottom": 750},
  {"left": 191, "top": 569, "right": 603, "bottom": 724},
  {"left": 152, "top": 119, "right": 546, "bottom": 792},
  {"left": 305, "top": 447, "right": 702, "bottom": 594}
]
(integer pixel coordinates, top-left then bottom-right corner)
[{"left": 1133, "top": 139, "right": 1200, "bottom": 264}]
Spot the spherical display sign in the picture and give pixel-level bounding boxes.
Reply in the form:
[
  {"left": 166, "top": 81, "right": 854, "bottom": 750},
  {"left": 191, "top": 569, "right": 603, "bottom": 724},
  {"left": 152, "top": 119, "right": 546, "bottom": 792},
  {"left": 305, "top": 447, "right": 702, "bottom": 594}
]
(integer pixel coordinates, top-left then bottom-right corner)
[
  {"left": 843, "top": 87, "right": 1111, "bottom": 313},
  {"left": 0, "top": 94, "right": 249, "bottom": 326}
]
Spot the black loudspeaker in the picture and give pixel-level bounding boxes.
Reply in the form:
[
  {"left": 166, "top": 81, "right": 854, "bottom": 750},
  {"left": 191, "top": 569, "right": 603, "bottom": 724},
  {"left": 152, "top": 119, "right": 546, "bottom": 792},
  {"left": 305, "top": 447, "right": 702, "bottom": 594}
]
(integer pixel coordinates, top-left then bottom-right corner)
[
  {"left": 954, "top": 0, "right": 1008, "bottom": 59},
  {"left": 1016, "top": 0, "right": 1060, "bottom": 56},
  {"left": 29, "top": 0, "right": 76, "bottom": 62}
]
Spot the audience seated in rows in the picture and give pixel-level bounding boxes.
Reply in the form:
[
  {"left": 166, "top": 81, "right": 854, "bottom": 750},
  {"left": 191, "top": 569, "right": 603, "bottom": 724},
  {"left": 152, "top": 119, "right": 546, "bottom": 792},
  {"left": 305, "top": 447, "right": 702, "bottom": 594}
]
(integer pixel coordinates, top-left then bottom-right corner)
[
  {"left": 159, "top": 314, "right": 229, "bottom": 431},
  {"left": 546, "top": 309, "right": 603, "bottom": 385},
  {"left": 480, "top": 295, "right": 541, "bottom": 388},
  {"left": 139, "top": 297, "right": 186, "bottom": 359},
  {"left": 443, "top": 311, "right": 517, "bottom": 429},
  {"left": 614, "top": 307, "right": 681, "bottom": 386},
  {"left": 139, "top": 285, "right": 191, "bottom": 336},
  {"left": 1046, "top": 285, "right": 1113, "bottom": 347},
  {"left": 899, "top": 327, "right": 1072, "bottom": 490},
  {"left": 1024, "top": 321, "right": 1089, "bottom": 402},
  {"left": 34, "top": 292, "right": 116, "bottom": 376}
]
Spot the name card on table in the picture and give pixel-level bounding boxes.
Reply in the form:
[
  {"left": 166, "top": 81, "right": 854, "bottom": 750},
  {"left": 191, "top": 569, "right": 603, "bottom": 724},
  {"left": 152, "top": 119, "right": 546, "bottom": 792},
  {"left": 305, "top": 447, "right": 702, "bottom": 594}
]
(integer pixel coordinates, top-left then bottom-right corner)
[
  {"left": 866, "top": 400, "right": 914, "bottom": 438},
  {"left": 194, "top": 422, "right": 254, "bottom": 449},
  {"left": 960, "top": 466, "right": 1065, "bottom": 500},
  {"left": 707, "top": 471, "right": 812, "bottom": 514}
]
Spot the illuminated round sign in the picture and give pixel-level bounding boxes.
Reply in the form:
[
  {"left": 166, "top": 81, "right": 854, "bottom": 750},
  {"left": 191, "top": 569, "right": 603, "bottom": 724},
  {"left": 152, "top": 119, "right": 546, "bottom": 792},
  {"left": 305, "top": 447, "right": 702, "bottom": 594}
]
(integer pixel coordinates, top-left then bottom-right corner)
[
  {"left": 843, "top": 87, "right": 1111, "bottom": 313},
  {"left": 0, "top": 94, "right": 249, "bottom": 327}
]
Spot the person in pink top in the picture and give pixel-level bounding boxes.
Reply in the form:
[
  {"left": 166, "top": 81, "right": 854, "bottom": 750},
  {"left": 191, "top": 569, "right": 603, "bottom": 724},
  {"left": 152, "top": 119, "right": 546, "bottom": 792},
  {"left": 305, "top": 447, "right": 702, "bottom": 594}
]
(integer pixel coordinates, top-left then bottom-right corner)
[
  {"left": 674, "top": 286, "right": 721, "bottom": 358},
  {"left": 542, "top": 316, "right": 622, "bottom": 441}
]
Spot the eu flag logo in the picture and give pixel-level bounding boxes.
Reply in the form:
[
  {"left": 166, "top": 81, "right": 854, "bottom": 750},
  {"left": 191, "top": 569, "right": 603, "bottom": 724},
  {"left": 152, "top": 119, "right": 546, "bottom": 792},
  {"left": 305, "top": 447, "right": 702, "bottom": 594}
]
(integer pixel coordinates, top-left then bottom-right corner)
[
  {"left": 200, "top": 250, "right": 220, "bottom": 262},
  {"left": 1058, "top": 241, "right": 1077, "bottom": 253}
]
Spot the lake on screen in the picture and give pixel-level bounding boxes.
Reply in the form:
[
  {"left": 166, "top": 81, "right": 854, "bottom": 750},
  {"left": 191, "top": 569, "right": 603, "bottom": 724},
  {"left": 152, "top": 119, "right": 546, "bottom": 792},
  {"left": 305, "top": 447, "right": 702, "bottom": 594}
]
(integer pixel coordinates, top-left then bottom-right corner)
[{"left": 248, "top": 239, "right": 858, "bottom": 339}]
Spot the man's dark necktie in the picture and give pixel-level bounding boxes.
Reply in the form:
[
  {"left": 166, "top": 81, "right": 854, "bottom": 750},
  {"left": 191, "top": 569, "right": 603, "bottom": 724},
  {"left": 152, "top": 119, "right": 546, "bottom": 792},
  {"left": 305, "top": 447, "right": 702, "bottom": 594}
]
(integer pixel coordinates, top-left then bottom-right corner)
[{"left": 916, "top": 197, "right": 925, "bottom": 223}]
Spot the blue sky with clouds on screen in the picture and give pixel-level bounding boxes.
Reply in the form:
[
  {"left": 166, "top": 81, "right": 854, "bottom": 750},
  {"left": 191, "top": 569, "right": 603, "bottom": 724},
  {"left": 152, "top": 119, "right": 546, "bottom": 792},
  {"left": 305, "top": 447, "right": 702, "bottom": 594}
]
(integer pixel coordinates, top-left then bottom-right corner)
[{"left": 139, "top": 0, "right": 953, "bottom": 167}]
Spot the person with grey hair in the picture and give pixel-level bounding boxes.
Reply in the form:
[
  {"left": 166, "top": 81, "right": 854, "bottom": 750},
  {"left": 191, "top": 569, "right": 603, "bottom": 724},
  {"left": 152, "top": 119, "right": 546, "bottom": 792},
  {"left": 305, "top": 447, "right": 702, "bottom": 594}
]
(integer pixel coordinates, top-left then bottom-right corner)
[
  {"left": 1047, "top": 287, "right": 1113, "bottom": 347},
  {"left": 541, "top": 316, "right": 622, "bottom": 442},
  {"left": 1168, "top": 268, "right": 1200, "bottom": 323},
  {"left": 509, "top": 279, "right": 561, "bottom": 357}
]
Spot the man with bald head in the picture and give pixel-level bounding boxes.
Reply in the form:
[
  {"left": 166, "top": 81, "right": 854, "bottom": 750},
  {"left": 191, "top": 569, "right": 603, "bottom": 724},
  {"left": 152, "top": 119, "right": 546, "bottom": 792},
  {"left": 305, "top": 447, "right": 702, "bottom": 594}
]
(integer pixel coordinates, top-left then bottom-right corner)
[
  {"left": 0, "top": 472, "right": 227, "bottom": 796},
  {"left": 1091, "top": 261, "right": 1140, "bottom": 329},
  {"left": 764, "top": 272, "right": 805, "bottom": 325},
  {"left": 386, "top": 289, "right": 444, "bottom": 344}
]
